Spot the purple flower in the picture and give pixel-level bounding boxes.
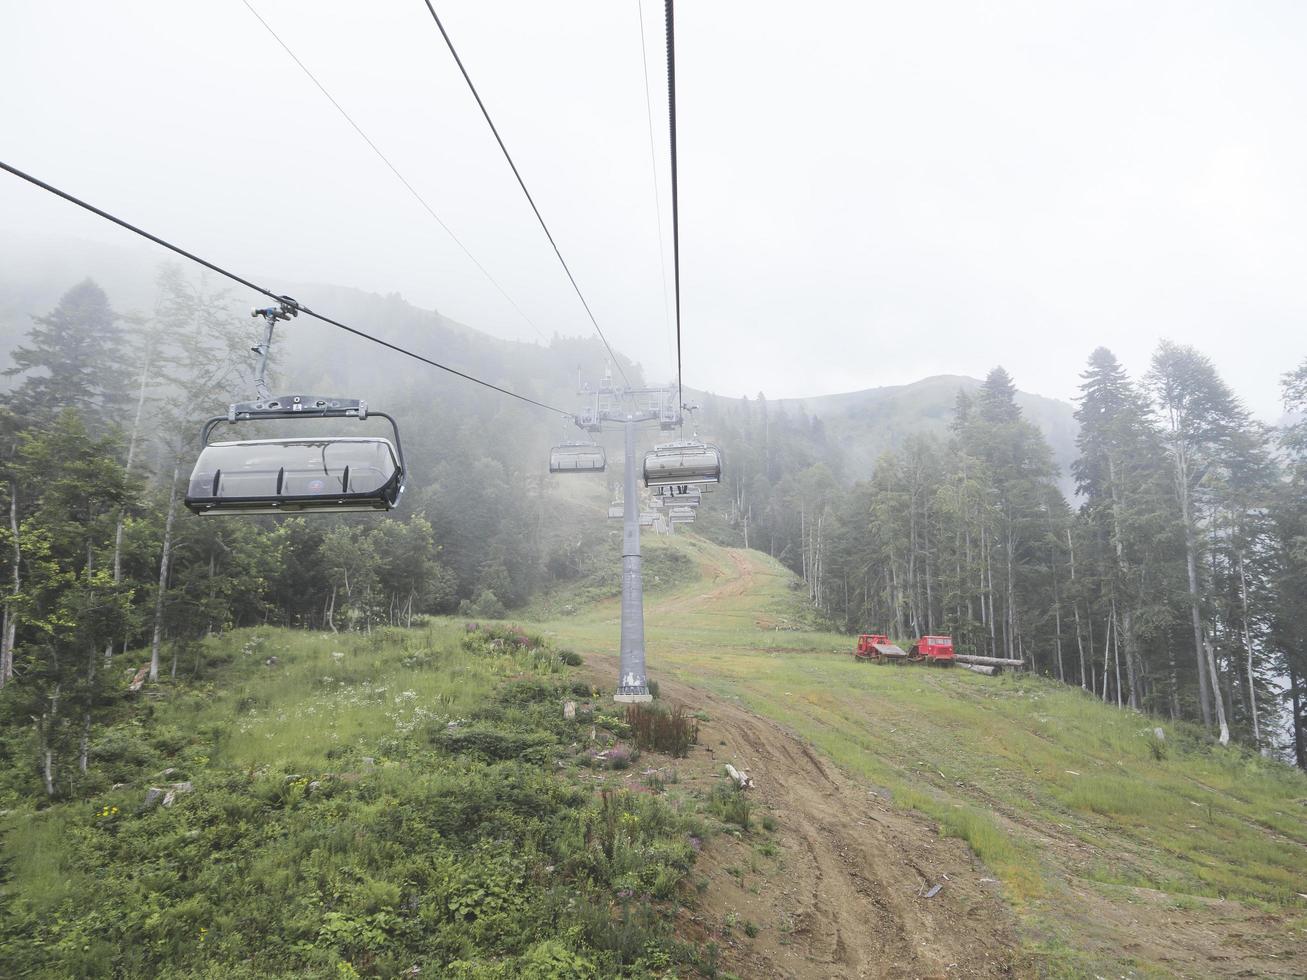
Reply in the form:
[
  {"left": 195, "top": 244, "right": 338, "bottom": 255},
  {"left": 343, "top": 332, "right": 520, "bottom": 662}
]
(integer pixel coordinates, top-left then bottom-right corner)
[{"left": 688, "top": 835, "right": 702, "bottom": 852}]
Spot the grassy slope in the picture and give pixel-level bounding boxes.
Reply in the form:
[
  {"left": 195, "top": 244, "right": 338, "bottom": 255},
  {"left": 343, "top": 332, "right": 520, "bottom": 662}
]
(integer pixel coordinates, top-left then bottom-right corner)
[
  {"left": 0, "top": 625, "right": 720, "bottom": 978},
  {"left": 6, "top": 533, "right": 1305, "bottom": 976},
  {"left": 539, "top": 533, "right": 1307, "bottom": 975}
]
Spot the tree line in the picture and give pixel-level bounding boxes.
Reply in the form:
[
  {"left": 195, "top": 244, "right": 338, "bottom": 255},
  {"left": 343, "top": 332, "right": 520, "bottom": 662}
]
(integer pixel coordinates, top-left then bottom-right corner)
[
  {"left": 705, "top": 350, "right": 1307, "bottom": 768},
  {"left": 0, "top": 271, "right": 605, "bottom": 799}
]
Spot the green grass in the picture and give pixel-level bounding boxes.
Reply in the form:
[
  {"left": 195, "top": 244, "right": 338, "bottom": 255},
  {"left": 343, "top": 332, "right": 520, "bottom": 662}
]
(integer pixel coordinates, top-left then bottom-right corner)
[
  {"left": 6, "top": 536, "right": 1306, "bottom": 977},
  {"left": 0, "top": 623, "right": 712, "bottom": 978},
  {"left": 537, "top": 532, "right": 1307, "bottom": 972}
]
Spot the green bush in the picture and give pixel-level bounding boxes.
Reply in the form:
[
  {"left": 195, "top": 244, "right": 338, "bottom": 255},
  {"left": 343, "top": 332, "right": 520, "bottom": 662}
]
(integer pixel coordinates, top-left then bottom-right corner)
[
  {"left": 0, "top": 627, "right": 706, "bottom": 978},
  {"left": 708, "top": 782, "right": 752, "bottom": 831},
  {"left": 625, "top": 703, "right": 699, "bottom": 758}
]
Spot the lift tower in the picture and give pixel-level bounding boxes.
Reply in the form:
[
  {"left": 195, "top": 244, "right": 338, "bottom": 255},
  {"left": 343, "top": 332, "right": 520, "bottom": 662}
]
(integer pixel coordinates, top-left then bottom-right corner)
[{"left": 565, "top": 378, "right": 680, "bottom": 702}]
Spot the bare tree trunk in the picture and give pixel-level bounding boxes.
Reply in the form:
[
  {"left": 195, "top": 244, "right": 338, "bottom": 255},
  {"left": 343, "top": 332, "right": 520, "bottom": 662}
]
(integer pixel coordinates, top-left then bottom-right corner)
[
  {"left": 1, "top": 483, "right": 20, "bottom": 688},
  {"left": 1173, "top": 443, "right": 1213, "bottom": 725},
  {"left": 80, "top": 640, "right": 97, "bottom": 774},
  {"left": 1203, "top": 636, "right": 1231, "bottom": 745},
  {"left": 1065, "top": 529, "right": 1086, "bottom": 689},
  {"left": 39, "top": 679, "right": 60, "bottom": 798},
  {"left": 149, "top": 464, "right": 181, "bottom": 682},
  {"left": 1101, "top": 614, "right": 1113, "bottom": 703},
  {"left": 1289, "top": 665, "right": 1306, "bottom": 771},
  {"left": 1004, "top": 514, "right": 1016, "bottom": 661},
  {"left": 107, "top": 336, "right": 155, "bottom": 663},
  {"left": 1236, "top": 549, "right": 1261, "bottom": 746},
  {"left": 1051, "top": 563, "right": 1065, "bottom": 682},
  {"left": 923, "top": 508, "right": 934, "bottom": 633},
  {"left": 1111, "top": 600, "right": 1124, "bottom": 709}
]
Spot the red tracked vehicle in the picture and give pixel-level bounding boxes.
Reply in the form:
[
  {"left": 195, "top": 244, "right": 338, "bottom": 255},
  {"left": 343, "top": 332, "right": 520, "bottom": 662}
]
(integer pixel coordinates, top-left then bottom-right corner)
[
  {"left": 854, "top": 633, "right": 910, "bottom": 661},
  {"left": 908, "top": 635, "right": 956, "bottom": 664}
]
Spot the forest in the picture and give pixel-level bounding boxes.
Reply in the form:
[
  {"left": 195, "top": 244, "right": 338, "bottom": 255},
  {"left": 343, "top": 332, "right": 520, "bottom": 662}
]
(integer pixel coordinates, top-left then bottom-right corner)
[
  {"left": 700, "top": 349, "right": 1307, "bottom": 766},
  {"left": 0, "top": 269, "right": 1304, "bottom": 810}
]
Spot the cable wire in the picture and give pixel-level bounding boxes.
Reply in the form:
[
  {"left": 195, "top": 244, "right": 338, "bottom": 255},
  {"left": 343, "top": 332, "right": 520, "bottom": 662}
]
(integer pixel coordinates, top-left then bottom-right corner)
[
  {"left": 418, "top": 0, "right": 633, "bottom": 389},
  {"left": 663, "top": 0, "right": 684, "bottom": 426},
  {"left": 0, "top": 159, "right": 569, "bottom": 416},
  {"left": 240, "top": 0, "right": 550, "bottom": 346},
  {"left": 637, "top": 0, "right": 676, "bottom": 380}
]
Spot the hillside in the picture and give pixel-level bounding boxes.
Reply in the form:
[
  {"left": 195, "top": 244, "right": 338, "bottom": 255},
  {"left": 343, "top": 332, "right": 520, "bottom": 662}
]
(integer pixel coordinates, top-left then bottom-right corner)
[
  {"left": 7, "top": 533, "right": 1304, "bottom": 976},
  {"left": 541, "top": 534, "right": 1307, "bottom": 977},
  {"left": 752, "top": 375, "right": 1078, "bottom": 492}
]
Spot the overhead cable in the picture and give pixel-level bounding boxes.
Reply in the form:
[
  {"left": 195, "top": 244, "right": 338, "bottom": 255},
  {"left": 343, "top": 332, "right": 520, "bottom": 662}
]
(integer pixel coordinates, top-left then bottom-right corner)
[
  {"left": 0, "top": 160, "right": 569, "bottom": 416},
  {"left": 418, "top": 0, "right": 633, "bottom": 389},
  {"left": 240, "top": 0, "right": 550, "bottom": 345},
  {"left": 637, "top": 0, "right": 676, "bottom": 378},
  {"left": 663, "top": 0, "right": 684, "bottom": 421}
]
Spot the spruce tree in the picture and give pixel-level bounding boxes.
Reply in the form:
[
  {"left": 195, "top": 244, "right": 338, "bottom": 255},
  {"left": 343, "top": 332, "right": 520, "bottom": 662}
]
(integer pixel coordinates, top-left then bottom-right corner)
[{"left": 4, "top": 279, "right": 128, "bottom": 426}]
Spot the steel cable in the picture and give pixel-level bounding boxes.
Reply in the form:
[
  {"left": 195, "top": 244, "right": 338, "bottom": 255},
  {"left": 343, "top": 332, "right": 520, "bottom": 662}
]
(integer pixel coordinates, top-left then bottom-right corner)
[
  {"left": 418, "top": 0, "right": 633, "bottom": 389},
  {"left": 0, "top": 159, "right": 570, "bottom": 416},
  {"left": 241, "top": 0, "right": 550, "bottom": 345}
]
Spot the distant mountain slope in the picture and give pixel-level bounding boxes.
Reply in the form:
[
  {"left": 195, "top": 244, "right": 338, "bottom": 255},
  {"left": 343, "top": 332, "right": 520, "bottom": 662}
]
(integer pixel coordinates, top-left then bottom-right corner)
[
  {"left": 707, "top": 374, "right": 1079, "bottom": 492},
  {"left": 0, "top": 234, "right": 1077, "bottom": 491}
]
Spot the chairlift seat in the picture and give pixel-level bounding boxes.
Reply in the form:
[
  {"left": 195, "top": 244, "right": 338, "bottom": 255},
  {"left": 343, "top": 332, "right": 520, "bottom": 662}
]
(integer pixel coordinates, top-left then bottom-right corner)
[
  {"left": 550, "top": 442, "right": 606, "bottom": 473},
  {"left": 185, "top": 437, "right": 402, "bottom": 515},
  {"left": 643, "top": 441, "right": 722, "bottom": 487}
]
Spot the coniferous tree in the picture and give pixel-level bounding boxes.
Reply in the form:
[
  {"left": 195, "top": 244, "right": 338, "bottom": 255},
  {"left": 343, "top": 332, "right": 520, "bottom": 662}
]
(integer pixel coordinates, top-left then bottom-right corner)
[{"left": 4, "top": 279, "right": 129, "bottom": 427}]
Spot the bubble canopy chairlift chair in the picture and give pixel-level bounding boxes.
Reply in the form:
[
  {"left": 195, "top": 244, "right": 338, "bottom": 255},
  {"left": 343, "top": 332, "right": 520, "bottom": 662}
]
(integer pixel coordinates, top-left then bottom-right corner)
[
  {"left": 549, "top": 440, "right": 606, "bottom": 474},
  {"left": 643, "top": 441, "right": 722, "bottom": 488},
  {"left": 184, "top": 300, "right": 406, "bottom": 517}
]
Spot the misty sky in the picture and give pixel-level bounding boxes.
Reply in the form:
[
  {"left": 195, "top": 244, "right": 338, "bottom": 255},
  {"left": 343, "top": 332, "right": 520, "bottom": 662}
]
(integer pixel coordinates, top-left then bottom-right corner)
[{"left": 3, "top": 1, "right": 1305, "bottom": 419}]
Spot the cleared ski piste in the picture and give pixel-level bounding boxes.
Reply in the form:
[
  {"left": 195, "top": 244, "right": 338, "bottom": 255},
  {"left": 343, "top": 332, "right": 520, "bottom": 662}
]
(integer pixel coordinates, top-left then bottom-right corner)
[{"left": 541, "top": 532, "right": 1307, "bottom": 977}]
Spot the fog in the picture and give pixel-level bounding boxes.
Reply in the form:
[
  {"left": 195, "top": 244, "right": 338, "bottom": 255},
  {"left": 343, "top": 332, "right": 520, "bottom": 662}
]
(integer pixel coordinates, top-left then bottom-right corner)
[{"left": 3, "top": 0, "right": 1304, "bottom": 417}]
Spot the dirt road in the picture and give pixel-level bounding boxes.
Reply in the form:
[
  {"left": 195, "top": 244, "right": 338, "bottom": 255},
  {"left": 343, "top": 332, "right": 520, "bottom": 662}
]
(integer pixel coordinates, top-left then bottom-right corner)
[{"left": 660, "top": 675, "right": 1020, "bottom": 979}]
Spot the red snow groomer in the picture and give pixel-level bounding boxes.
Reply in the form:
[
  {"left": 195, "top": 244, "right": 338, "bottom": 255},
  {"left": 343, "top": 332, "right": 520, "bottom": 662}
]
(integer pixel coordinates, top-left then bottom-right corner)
[
  {"left": 908, "top": 635, "right": 956, "bottom": 664},
  {"left": 856, "top": 632, "right": 1024, "bottom": 672},
  {"left": 854, "top": 633, "right": 955, "bottom": 665},
  {"left": 854, "top": 633, "right": 909, "bottom": 661}
]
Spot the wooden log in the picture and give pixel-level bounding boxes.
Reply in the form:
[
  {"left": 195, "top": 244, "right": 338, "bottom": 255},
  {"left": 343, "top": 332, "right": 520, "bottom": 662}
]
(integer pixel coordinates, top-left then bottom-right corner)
[
  {"left": 960, "top": 663, "right": 997, "bottom": 676},
  {"left": 953, "top": 654, "right": 1025, "bottom": 667},
  {"left": 725, "top": 764, "right": 754, "bottom": 789},
  {"left": 872, "top": 645, "right": 909, "bottom": 658}
]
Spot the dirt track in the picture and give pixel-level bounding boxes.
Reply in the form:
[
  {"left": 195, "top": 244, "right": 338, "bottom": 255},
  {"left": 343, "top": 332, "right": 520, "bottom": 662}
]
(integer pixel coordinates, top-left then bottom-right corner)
[
  {"left": 585, "top": 545, "right": 1022, "bottom": 976},
  {"left": 659, "top": 675, "right": 1020, "bottom": 979},
  {"left": 566, "top": 542, "right": 1307, "bottom": 976}
]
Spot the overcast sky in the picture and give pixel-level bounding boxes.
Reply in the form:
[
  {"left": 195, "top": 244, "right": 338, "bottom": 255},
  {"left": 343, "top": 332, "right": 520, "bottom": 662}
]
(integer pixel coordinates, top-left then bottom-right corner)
[{"left": 3, "top": 1, "right": 1304, "bottom": 418}]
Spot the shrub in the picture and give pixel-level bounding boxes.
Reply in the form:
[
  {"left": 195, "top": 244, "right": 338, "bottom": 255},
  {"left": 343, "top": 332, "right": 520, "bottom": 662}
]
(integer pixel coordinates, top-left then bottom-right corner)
[
  {"left": 625, "top": 704, "right": 699, "bottom": 758},
  {"left": 436, "top": 725, "right": 557, "bottom": 763},
  {"left": 708, "top": 782, "right": 752, "bottom": 831}
]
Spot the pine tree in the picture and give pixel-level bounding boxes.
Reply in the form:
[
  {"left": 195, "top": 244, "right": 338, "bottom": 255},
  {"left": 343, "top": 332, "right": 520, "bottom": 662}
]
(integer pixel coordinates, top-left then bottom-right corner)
[{"left": 4, "top": 279, "right": 129, "bottom": 427}]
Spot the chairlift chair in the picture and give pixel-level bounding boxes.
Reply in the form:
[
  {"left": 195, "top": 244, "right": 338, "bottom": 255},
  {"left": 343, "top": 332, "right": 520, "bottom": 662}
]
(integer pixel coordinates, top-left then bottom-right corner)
[
  {"left": 654, "top": 484, "right": 701, "bottom": 507},
  {"left": 608, "top": 500, "right": 625, "bottom": 519},
  {"left": 549, "top": 441, "right": 606, "bottom": 474},
  {"left": 185, "top": 395, "right": 405, "bottom": 516},
  {"left": 643, "top": 441, "right": 722, "bottom": 487},
  {"left": 668, "top": 506, "right": 696, "bottom": 524}
]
